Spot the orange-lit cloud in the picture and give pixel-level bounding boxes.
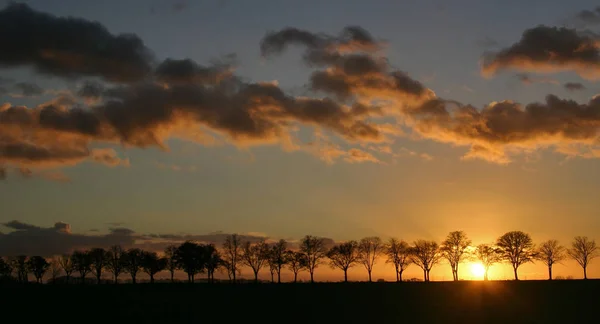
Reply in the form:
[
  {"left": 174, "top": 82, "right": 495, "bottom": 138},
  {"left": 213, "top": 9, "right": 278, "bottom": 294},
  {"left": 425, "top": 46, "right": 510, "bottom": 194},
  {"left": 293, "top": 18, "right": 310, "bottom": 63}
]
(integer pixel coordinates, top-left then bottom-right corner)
[{"left": 481, "top": 26, "right": 600, "bottom": 80}]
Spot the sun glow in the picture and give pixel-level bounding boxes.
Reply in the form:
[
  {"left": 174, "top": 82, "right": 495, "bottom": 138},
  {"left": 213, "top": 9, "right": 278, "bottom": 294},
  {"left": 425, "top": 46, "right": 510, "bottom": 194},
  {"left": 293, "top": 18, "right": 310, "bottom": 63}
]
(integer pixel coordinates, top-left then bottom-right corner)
[{"left": 470, "top": 263, "right": 486, "bottom": 279}]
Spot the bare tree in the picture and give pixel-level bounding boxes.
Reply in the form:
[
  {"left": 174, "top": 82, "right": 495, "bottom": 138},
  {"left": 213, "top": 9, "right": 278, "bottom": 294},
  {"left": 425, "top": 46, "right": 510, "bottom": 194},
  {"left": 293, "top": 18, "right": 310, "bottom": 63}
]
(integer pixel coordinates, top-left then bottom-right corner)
[
  {"left": 475, "top": 244, "right": 502, "bottom": 281},
  {"left": 49, "top": 257, "right": 62, "bottom": 283},
  {"left": 327, "top": 241, "right": 359, "bottom": 282},
  {"left": 89, "top": 248, "right": 107, "bottom": 284},
  {"left": 241, "top": 240, "right": 270, "bottom": 283},
  {"left": 536, "top": 240, "right": 565, "bottom": 280},
  {"left": 409, "top": 240, "right": 440, "bottom": 282},
  {"left": 385, "top": 238, "right": 411, "bottom": 282},
  {"left": 141, "top": 251, "right": 167, "bottom": 283},
  {"left": 269, "top": 239, "right": 288, "bottom": 283},
  {"left": 164, "top": 245, "right": 178, "bottom": 283},
  {"left": 204, "top": 244, "right": 221, "bottom": 283},
  {"left": 106, "top": 245, "right": 125, "bottom": 284},
  {"left": 222, "top": 234, "right": 242, "bottom": 283},
  {"left": 58, "top": 254, "right": 74, "bottom": 283},
  {"left": 440, "top": 231, "right": 471, "bottom": 281},
  {"left": 72, "top": 251, "right": 93, "bottom": 283},
  {"left": 12, "top": 255, "right": 28, "bottom": 283},
  {"left": 496, "top": 231, "right": 536, "bottom": 280},
  {"left": 27, "top": 256, "right": 50, "bottom": 283},
  {"left": 358, "top": 237, "right": 383, "bottom": 282},
  {"left": 568, "top": 236, "right": 598, "bottom": 280},
  {"left": 300, "top": 235, "right": 329, "bottom": 283},
  {"left": 286, "top": 250, "right": 306, "bottom": 283}
]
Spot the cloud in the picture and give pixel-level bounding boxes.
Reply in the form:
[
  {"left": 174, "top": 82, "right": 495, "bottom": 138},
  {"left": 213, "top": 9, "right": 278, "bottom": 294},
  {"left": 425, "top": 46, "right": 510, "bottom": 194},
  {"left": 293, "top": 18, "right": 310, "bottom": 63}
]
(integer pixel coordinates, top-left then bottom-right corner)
[
  {"left": 12, "top": 82, "right": 44, "bottom": 97},
  {"left": 155, "top": 58, "right": 233, "bottom": 85},
  {"left": 407, "top": 95, "right": 600, "bottom": 163},
  {"left": 575, "top": 7, "right": 600, "bottom": 26},
  {"left": 564, "top": 82, "right": 586, "bottom": 91},
  {"left": 155, "top": 162, "right": 196, "bottom": 172},
  {"left": 514, "top": 73, "right": 558, "bottom": 85},
  {"left": 90, "top": 148, "right": 130, "bottom": 167},
  {"left": 481, "top": 26, "right": 600, "bottom": 80},
  {"left": 344, "top": 148, "right": 381, "bottom": 164},
  {"left": 0, "top": 3, "right": 153, "bottom": 82},
  {"left": 476, "top": 36, "right": 499, "bottom": 48},
  {"left": 0, "top": 220, "right": 136, "bottom": 256}
]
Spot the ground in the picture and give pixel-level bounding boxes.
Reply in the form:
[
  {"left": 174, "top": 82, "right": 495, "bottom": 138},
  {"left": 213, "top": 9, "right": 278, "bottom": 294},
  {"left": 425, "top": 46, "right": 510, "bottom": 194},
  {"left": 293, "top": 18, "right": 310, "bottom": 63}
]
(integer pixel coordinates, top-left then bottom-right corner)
[{"left": 1, "top": 280, "right": 597, "bottom": 323}]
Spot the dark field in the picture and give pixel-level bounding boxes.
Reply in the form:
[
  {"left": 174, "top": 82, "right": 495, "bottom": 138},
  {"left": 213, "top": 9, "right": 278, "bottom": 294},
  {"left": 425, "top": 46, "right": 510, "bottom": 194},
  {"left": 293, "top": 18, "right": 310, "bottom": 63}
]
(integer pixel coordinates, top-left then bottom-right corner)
[{"left": 1, "top": 280, "right": 598, "bottom": 324}]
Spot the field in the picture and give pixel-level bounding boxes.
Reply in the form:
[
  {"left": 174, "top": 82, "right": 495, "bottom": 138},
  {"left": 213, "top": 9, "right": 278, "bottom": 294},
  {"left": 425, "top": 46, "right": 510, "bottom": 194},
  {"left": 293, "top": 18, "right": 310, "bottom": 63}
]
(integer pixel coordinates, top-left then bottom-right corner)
[{"left": 1, "top": 280, "right": 597, "bottom": 323}]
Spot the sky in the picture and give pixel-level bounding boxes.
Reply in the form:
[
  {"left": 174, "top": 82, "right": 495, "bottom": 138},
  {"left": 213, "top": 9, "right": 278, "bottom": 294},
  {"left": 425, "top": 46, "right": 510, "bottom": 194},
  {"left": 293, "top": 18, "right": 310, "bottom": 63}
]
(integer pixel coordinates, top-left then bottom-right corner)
[{"left": 1, "top": 0, "right": 600, "bottom": 280}]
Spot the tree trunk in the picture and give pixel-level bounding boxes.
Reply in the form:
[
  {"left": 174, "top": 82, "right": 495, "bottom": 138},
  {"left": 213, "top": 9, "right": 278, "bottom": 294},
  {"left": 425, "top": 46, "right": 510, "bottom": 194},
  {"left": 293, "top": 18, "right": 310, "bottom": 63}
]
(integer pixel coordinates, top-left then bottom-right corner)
[
  {"left": 270, "top": 272, "right": 274, "bottom": 283},
  {"left": 96, "top": 273, "right": 101, "bottom": 284},
  {"left": 513, "top": 266, "right": 519, "bottom": 280},
  {"left": 548, "top": 265, "right": 552, "bottom": 280},
  {"left": 484, "top": 269, "right": 488, "bottom": 281},
  {"left": 254, "top": 270, "right": 259, "bottom": 283},
  {"left": 344, "top": 269, "right": 348, "bottom": 282},
  {"left": 294, "top": 272, "right": 298, "bottom": 283},
  {"left": 395, "top": 265, "right": 399, "bottom": 282},
  {"left": 426, "top": 269, "right": 431, "bottom": 282},
  {"left": 423, "top": 269, "right": 427, "bottom": 282},
  {"left": 583, "top": 266, "right": 588, "bottom": 280},
  {"left": 368, "top": 270, "right": 372, "bottom": 282},
  {"left": 132, "top": 274, "right": 136, "bottom": 284},
  {"left": 399, "top": 269, "right": 404, "bottom": 282},
  {"left": 232, "top": 270, "right": 236, "bottom": 284},
  {"left": 114, "top": 274, "right": 118, "bottom": 284},
  {"left": 310, "top": 271, "right": 314, "bottom": 283},
  {"left": 170, "top": 271, "right": 174, "bottom": 283},
  {"left": 277, "top": 269, "right": 281, "bottom": 284},
  {"left": 456, "top": 265, "right": 459, "bottom": 281}
]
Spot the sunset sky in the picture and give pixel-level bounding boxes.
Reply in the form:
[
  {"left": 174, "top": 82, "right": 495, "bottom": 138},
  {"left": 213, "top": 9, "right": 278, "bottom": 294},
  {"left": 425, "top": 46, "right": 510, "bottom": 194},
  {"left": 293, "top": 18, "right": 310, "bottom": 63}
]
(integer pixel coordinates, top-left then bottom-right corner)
[{"left": 1, "top": 0, "right": 600, "bottom": 280}]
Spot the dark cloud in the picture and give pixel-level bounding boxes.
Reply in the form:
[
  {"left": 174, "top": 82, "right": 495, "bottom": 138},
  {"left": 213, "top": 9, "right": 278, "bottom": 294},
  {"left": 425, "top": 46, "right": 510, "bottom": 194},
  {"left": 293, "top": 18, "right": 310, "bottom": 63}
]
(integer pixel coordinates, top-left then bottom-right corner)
[
  {"left": 407, "top": 95, "right": 600, "bottom": 163},
  {"left": 13, "top": 82, "right": 43, "bottom": 97},
  {"left": 564, "top": 82, "right": 586, "bottom": 91},
  {"left": 77, "top": 81, "right": 105, "bottom": 100},
  {"left": 514, "top": 73, "right": 558, "bottom": 85},
  {"left": 576, "top": 7, "right": 600, "bottom": 26},
  {"left": 262, "top": 26, "right": 431, "bottom": 104},
  {"left": 0, "top": 166, "right": 6, "bottom": 180},
  {"left": 481, "top": 26, "right": 600, "bottom": 79},
  {"left": 0, "top": 221, "right": 135, "bottom": 256},
  {"left": 0, "top": 3, "right": 153, "bottom": 82},
  {"left": 155, "top": 58, "right": 233, "bottom": 85}
]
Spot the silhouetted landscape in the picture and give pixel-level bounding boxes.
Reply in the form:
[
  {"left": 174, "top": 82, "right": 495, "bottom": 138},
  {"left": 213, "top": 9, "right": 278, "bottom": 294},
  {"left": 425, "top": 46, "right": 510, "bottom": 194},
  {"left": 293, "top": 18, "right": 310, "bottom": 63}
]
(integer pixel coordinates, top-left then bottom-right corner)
[{"left": 3, "top": 1, "right": 600, "bottom": 323}]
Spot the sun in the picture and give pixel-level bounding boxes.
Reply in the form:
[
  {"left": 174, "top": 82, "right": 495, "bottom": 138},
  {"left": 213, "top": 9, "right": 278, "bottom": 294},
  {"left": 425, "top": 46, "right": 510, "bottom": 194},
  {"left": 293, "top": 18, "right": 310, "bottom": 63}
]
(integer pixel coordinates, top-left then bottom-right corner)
[{"left": 470, "top": 263, "right": 486, "bottom": 279}]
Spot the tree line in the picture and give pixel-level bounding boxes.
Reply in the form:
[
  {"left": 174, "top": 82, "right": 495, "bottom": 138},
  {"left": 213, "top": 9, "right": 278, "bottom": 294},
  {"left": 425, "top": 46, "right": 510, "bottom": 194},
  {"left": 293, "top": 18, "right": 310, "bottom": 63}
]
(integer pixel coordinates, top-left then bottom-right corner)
[{"left": 0, "top": 231, "right": 598, "bottom": 284}]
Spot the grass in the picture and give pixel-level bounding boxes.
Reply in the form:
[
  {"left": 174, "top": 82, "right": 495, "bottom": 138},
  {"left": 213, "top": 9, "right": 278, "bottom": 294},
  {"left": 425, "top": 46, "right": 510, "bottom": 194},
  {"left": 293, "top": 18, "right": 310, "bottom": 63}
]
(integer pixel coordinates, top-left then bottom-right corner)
[{"left": 1, "top": 280, "right": 597, "bottom": 323}]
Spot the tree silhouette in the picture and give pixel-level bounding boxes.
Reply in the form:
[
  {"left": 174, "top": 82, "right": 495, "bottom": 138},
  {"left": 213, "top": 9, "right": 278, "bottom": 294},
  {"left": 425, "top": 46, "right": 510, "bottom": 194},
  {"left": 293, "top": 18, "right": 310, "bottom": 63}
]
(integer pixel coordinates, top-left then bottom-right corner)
[
  {"left": 0, "top": 257, "right": 13, "bottom": 279},
  {"left": 204, "top": 244, "right": 221, "bottom": 283},
  {"left": 385, "top": 238, "right": 411, "bottom": 282},
  {"left": 536, "top": 240, "right": 565, "bottom": 280},
  {"left": 72, "top": 251, "right": 93, "bottom": 283},
  {"left": 475, "top": 244, "right": 502, "bottom": 281},
  {"left": 410, "top": 240, "right": 440, "bottom": 282},
  {"left": 106, "top": 245, "right": 125, "bottom": 284},
  {"left": 358, "top": 237, "right": 383, "bottom": 282},
  {"left": 123, "top": 248, "right": 143, "bottom": 284},
  {"left": 27, "top": 256, "right": 49, "bottom": 283},
  {"left": 269, "top": 239, "right": 288, "bottom": 283},
  {"left": 89, "top": 248, "right": 107, "bottom": 284},
  {"left": 496, "top": 231, "right": 536, "bottom": 280},
  {"left": 222, "top": 234, "right": 242, "bottom": 283},
  {"left": 241, "top": 240, "right": 270, "bottom": 283},
  {"left": 49, "top": 257, "right": 61, "bottom": 284},
  {"left": 440, "top": 231, "right": 472, "bottom": 281},
  {"left": 12, "top": 255, "right": 28, "bottom": 283},
  {"left": 164, "top": 245, "right": 178, "bottom": 283},
  {"left": 141, "top": 251, "right": 167, "bottom": 283},
  {"left": 300, "top": 235, "right": 328, "bottom": 283},
  {"left": 58, "top": 254, "right": 74, "bottom": 284},
  {"left": 286, "top": 250, "right": 306, "bottom": 283},
  {"left": 327, "top": 241, "right": 359, "bottom": 282},
  {"left": 268, "top": 259, "right": 276, "bottom": 283},
  {"left": 175, "top": 241, "right": 206, "bottom": 283},
  {"left": 568, "top": 236, "right": 598, "bottom": 280}
]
